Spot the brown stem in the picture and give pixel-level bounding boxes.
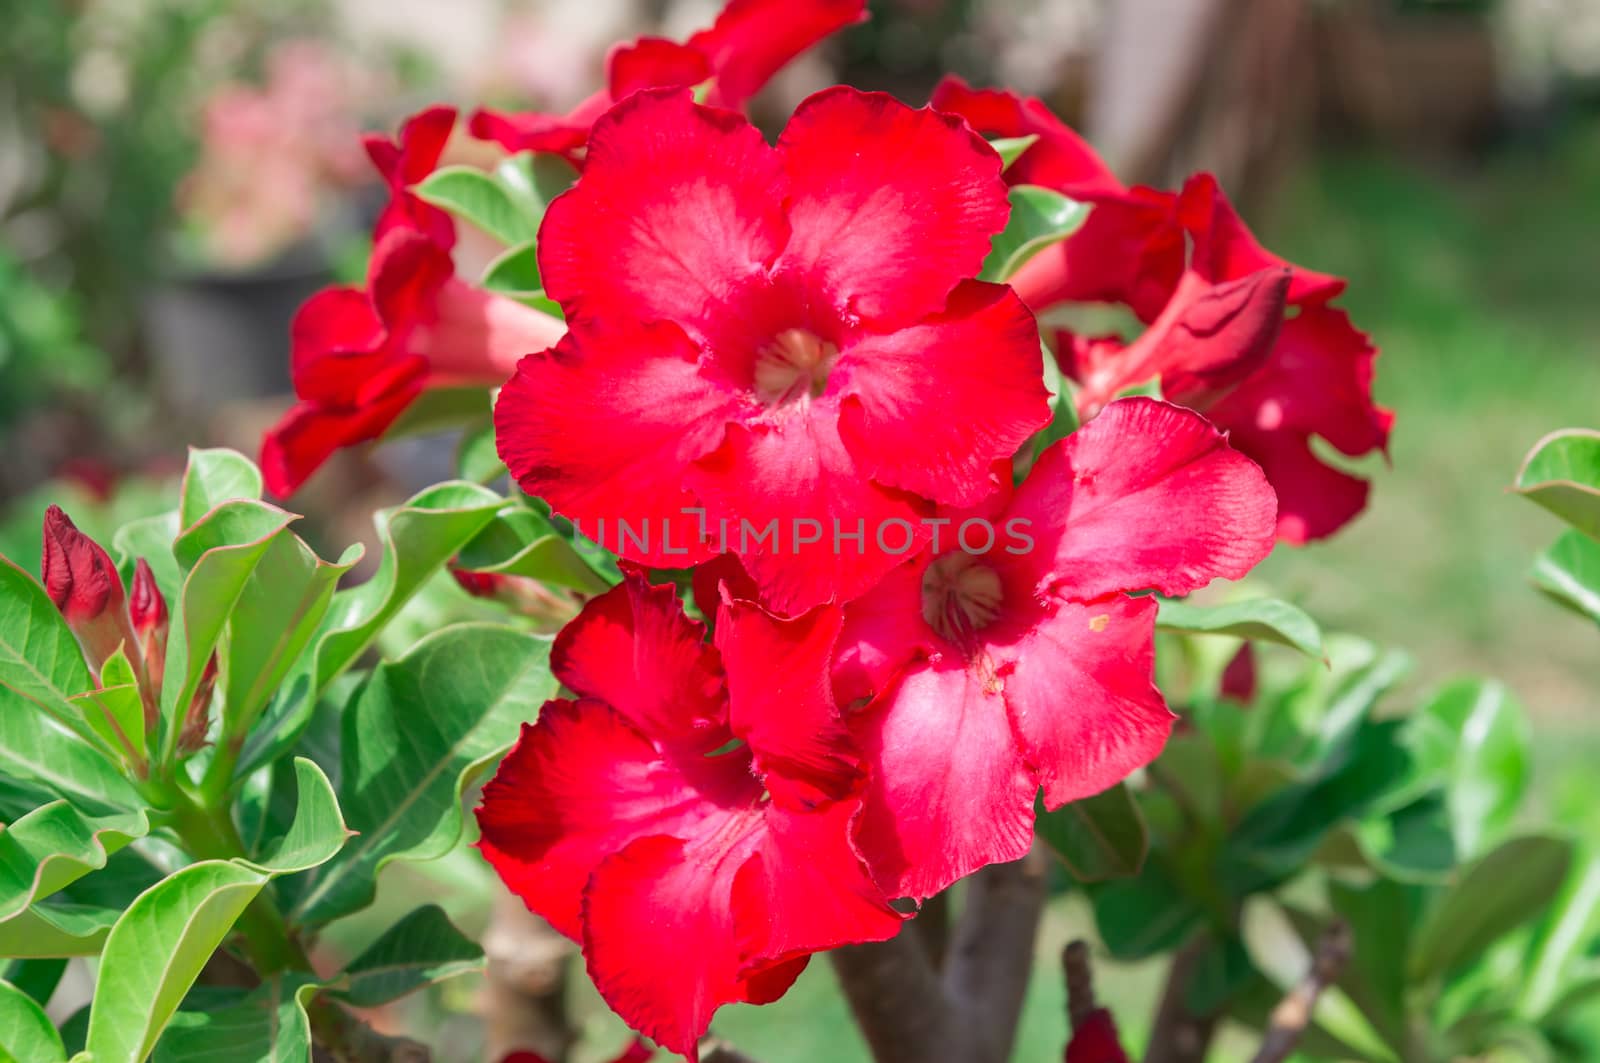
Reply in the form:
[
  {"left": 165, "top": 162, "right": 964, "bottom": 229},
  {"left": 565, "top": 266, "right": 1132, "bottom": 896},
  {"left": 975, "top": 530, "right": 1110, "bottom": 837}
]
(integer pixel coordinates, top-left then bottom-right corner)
[
  {"left": 1142, "top": 934, "right": 1221, "bottom": 1063},
  {"left": 913, "top": 889, "right": 951, "bottom": 970},
  {"left": 699, "top": 1036, "right": 763, "bottom": 1063},
  {"left": 1063, "top": 940, "right": 1096, "bottom": 1030},
  {"left": 1248, "top": 921, "right": 1351, "bottom": 1063},
  {"left": 831, "top": 850, "right": 1049, "bottom": 1063},
  {"left": 482, "top": 891, "right": 578, "bottom": 1061},
  {"left": 307, "top": 999, "right": 431, "bottom": 1062}
]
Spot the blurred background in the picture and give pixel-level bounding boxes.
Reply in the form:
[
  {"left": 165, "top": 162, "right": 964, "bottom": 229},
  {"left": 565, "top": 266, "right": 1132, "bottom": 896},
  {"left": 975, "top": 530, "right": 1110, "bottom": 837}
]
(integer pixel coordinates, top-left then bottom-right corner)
[{"left": 3, "top": 0, "right": 1599, "bottom": 1059}]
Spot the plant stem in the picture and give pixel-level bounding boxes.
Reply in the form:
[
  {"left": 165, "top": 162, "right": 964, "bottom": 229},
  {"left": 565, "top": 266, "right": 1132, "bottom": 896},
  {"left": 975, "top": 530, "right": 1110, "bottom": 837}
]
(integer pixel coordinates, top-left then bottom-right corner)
[
  {"left": 166, "top": 787, "right": 310, "bottom": 974},
  {"left": 1142, "top": 933, "right": 1221, "bottom": 1063}
]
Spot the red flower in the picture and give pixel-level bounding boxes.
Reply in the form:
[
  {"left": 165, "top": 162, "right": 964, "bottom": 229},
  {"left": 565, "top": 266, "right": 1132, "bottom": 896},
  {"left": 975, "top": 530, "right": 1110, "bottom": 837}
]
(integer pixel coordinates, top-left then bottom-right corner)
[
  {"left": 476, "top": 575, "right": 902, "bottom": 1059},
  {"left": 933, "top": 82, "right": 1390, "bottom": 543},
  {"left": 471, "top": 0, "right": 867, "bottom": 165},
  {"left": 831, "top": 399, "right": 1276, "bottom": 899},
  {"left": 495, "top": 88, "right": 1047, "bottom": 614},
  {"left": 41, "top": 505, "right": 123, "bottom": 625},
  {"left": 364, "top": 106, "right": 458, "bottom": 250},
  {"left": 260, "top": 228, "right": 565, "bottom": 496},
  {"left": 1065, "top": 1009, "right": 1131, "bottom": 1063}
]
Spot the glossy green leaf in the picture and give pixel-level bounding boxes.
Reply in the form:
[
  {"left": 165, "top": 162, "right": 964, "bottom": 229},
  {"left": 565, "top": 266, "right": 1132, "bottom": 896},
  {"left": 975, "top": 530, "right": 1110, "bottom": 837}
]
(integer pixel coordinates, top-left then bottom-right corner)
[
  {"left": 1521, "top": 856, "right": 1600, "bottom": 1019},
  {"left": 151, "top": 974, "right": 319, "bottom": 1063},
  {"left": 161, "top": 501, "right": 296, "bottom": 756},
  {"left": 1411, "top": 834, "right": 1572, "bottom": 982},
  {"left": 480, "top": 243, "right": 565, "bottom": 318},
  {"left": 415, "top": 166, "right": 539, "bottom": 247},
  {"left": 85, "top": 861, "right": 270, "bottom": 1063},
  {"left": 0, "top": 803, "right": 151, "bottom": 922},
  {"left": 1157, "top": 596, "right": 1325, "bottom": 659},
  {"left": 455, "top": 419, "right": 505, "bottom": 484},
  {"left": 0, "top": 959, "right": 66, "bottom": 1009},
  {"left": 1532, "top": 529, "right": 1600, "bottom": 627},
  {"left": 1033, "top": 783, "right": 1148, "bottom": 881},
  {"left": 0, "top": 556, "right": 101, "bottom": 744},
  {"left": 981, "top": 185, "right": 1088, "bottom": 282},
  {"left": 1515, "top": 427, "right": 1600, "bottom": 538},
  {"left": 0, "top": 902, "right": 118, "bottom": 957},
  {"left": 0, "top": 977, "right": 66, "bottom": 1063},
  {"left": 111, "top": 512, "right": 182, "bottom": 605},
  {"left": 989, "top": 134, "right": 1039, "bottom": 169},
  {"left": 455, "top": 508, "right": 611, "bottom": 594},
  {"left": 1090, "top": 860, "right": 1201, "bottom": 960},
  {"left": 178, "top": 449, "right": 263, "bottom": 532},
  {"left": 70, "top": 646, "right": 145, "bottom": 765},
  {"left": 381, "top": 386, "right": 492, "bottom": 440},
  {"left": 331, "top": 905, "right": 483, "bottom": 1007},
  {"left": 1416, "top": 679, "right": 1529, "bottom": 858},
  {"left": 219, "top": 533, "right": 362, "bottom": 739},
  {"left": 494, "top": 151, "right": 577, "bottom": 220},
  {"left": 288, "top": 624, "right": 557, "bottom": 927},
  {"left": 1342, "top": 795, "right": 1457, "bottom": 884},
  {"left": 239, "top": 758, "right": 351, "bottom": 876}
]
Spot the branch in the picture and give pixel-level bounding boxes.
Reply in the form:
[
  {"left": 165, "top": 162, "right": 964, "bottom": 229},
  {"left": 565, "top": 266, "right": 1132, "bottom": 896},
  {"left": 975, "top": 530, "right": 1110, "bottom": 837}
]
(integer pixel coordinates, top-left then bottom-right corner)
[
  {"left": 830, "top": 849, "right": 1049, "bottom": 1063},
  {"left": 1248, "top": 921, "right": 1351, "bottom": 1063},
  {"left": 308, "top": 999, "right": 430, "bottom": 1062},
  {"left": 1063, "top": 940, "right": 1096, "bottom": 1029},
  {"left": 1141, "top": 934, "right": 1219, "bottom": 1063},
  {"left": 482, "top": 891, "right": 578, "bottom": 1061},
  {"left": 699, "top": 1036, "right": 763, "bottom": 1063}
]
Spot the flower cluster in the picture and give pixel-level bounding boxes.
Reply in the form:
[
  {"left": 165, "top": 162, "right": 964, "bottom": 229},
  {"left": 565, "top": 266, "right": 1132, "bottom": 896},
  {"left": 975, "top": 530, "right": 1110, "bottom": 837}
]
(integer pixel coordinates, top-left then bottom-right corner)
[{"left": 259, "top": 2, "right": 1390, "bottom": 1056}]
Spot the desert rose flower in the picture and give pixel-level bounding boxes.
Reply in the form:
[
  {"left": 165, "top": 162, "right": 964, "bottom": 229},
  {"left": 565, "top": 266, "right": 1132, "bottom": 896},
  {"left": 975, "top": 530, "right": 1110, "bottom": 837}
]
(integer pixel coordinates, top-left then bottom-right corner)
[
  {"left": 933, "top": 79, "right": 1391, "bottom": 543},
  {"left": 476, "top": 575, "right": 902, "bottom": 1058},
  {"left": 495, "top": 87, "right": 1049, "bottom": 614},
  {"left": 365, "top": 105, "right": 458, "bottom": 250},
  {"left": 260, "top": 227, "right": 565, "bottom": 496},
  {"left": 831, "top": 399, "right": 1276, "bottom": 899},
  {"left": 471, "top": 0, "right": 867, "bottom": 165}
]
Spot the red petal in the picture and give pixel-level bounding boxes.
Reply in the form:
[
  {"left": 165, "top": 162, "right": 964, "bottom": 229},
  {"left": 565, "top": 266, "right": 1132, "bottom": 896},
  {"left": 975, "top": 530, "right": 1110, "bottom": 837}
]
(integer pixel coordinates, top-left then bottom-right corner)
[
  {"left": 368, "top": 228, "right": 453, "bottom": 329},
  {"left": 468, "top": 100, "right": 601, "bottom": 163},
  {"left": 41, "top": 505, "right": 123, "bottom": 622},
  {"left": 259, "top": 367, "right": 426, "bottom": 497},
  {"left": 686, "top": 408, "right": 933, "bottom": 615},
  {"left": 538, "top": 90, "right": 788, "bottom": 352},
  {"left": 1009, "top": 187, "right": 1185, "bottom": 323},
  {"left": 688, "top": 0, "right": 868, "bottom": 107},
  {"left": 716, "top": 597, "right": 858, "bottom": 807},
  {"left": 289, "top": 287, "right": 387, "bottom": 402},
  {"left": 689, "top": 552, "right": 761, "bottom": 617},
  {"left": 775, "top": 87, "right": 1009, "bottom": 329},
  {"left": 1220, "top": 643, "right": 1257, "bottom": 703},
  {"left": 476, "top": 700, "right": 752, "bottom": 941},
  {"left": 552, "top": 576, "right": 727, "bottom": 750},
  {"left": 1179, "top": 173, "right": 1345, "bottom": 305},
  {"left": 1201, "top": 304, "right": 1390, "bottom": 542},
  {"left": 929, "top": 77, "right": 1124, "bottom": 198},
  {"left": 836, "top": 281, "right": 1049, "bottom": 506},
  {"left": 494, "top": 320, "right": 740, "bottom": 568},
  {"left": 853, "top": 659, "right": 1037, "bottom": 899},
  {"left": 1066, "top": 1008, "right": 1132, "bottom": 1063},
  {"left": 833, "top": 553, "right": 937, "bottom": 707},
  {"left": 364, "top": 106, "right": 457, "bottom": 249},
  {"left": 1007, "top": 397, "right": 1277, "bottom": 601},
  {"left": 995, "top": 596, "right": 1172, "bottom": 807},
  {"left": 608, "top": 38, "right": 712, "bottom": 100}
]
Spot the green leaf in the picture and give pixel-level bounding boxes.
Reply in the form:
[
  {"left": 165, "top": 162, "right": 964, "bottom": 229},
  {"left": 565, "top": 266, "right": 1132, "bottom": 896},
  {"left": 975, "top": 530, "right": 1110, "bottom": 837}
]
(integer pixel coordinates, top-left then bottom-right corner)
[
  {"left": 0, "top": 559, "right": 140, "bottom": 811},
  {"left": 1033, "top": 783, "right": 1147, "bottom": 881},
  {"left": 1410, "top": 834, "right": 1573, "bottom": 982},
  {"left": 456, "top": 419, "right": 505, "bottom": 484},
  {"left": 1522, "top": 856, "right": 1600, "bottom": 1019},
  {"left": 0, "top": 556, "right": 102, "bottom": 745},
  {"left": 1532, "top": 529, "right": 1600, "bottom": 627},
  {"left": 287, "top": 624, "right": 557, "bottom": 927},
  {"left": 1157, "top": 596, "right": 1325, "bottom": 660},
  {"left": 989, "top": 134, "right": 1039, "bottom": 169},
  {"left": 239, "top": 758, "right": 351, "bottom": 876},
  {"left": 495, "top": 151, "right": 577, "bottom": 218},
  {"left": 161, "top": 501, "right": 296, "bottom": 755},
  {"left": 1514, "top": 428, "right": 1600, "bottom": 539},
  {"left": 151, "top": 974, "right": 319, "bottom": 1063},
  {"left": 0, "top": 977, "right": 66, "bottom": 1062},
  {"left": 331, "top": 905, "right": 483, "bottom": 1007},
  {"left": 178, "top": 449, "right": 263, "bottom": 532},
  {"left": 414, "top": 166, "right": 539, "bottom": 247},
  {"left": 1090, "top": 860, "right": 1201, "bottom": 960},
  {"left": 112, "top": 512, "right": 182, "bottom": 604},
  {"left": 1415, "top": 679, "right": 1529, "bottom": 858},
  {"left": 456, "top": 508, "right": 611, "bottom": 594},
  {"left": 219, "top": 534, "right": 363, "bottom": 740},
  {"left": 86, "top": 861, "right": 271, "bottom": 1063},
  {"left": 0, "top": 902, "right": 118, "bottom": 957},
  {"left": 980, "top": 185, "right": 1088, "bottom": 282},
  {"left": 0, "top": 959, "right": 66, "bottom": 1009},
  {"left": 69, "top": 645, "right": 145, "bottom": 765},
  {"left": 480, "top": 243, "right": 564, "bottom": 318},
  {"left": 381, "top": 387, "right": 492, "bottom": 441},
  {"left": 0, "top": 802, "right": 151, "bottom": 922}
]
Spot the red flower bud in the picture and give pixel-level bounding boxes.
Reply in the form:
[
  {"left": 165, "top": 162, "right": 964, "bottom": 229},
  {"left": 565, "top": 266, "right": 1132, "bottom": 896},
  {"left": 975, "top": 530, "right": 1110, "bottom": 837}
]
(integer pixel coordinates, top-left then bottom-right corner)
[
  {"left": 41, "top": 505, "right": 124, "bottom": 624},
  {"left": 1066, "top": 1009, "right": 1130, "bottom": 1063},
  {"left": 1220, "top": 642, "right": 1257, "bottom": 704},
  {"left": 129, "top": 558, "right": 167, "bottom": 634},
  {"left": 451, "top": 567, "right": 502, "bottom": 599},
  {"left": 179, "top": 655, "right": 219, "bottom": 754}
]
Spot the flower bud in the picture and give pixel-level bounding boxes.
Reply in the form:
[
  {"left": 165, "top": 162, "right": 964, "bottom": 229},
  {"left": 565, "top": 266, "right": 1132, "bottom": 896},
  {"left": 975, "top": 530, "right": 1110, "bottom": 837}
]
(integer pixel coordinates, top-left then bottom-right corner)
[
  {"left": 129, "top": 558, "right": 169, "bottom": 694},
  {"left": 41, "top": 505, "right": 124, "bottom": 624},
  {"left": 450, "top": 563, "right": 582, "bottom": 632},
  {"left": 1220, "top": 642, "right": 1257, "bottom": 704},
  {"left": 178, "top": 654, "right": 219, "bottom": 755}
]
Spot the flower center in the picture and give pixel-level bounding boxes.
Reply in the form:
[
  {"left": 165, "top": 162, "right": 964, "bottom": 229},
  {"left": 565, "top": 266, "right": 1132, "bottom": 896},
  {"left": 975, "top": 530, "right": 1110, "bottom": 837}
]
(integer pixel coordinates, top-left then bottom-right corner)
[
  {"left": 921, "top": 553, "right": 1004, "bottom": 642},
  {"left": 753, "top": 328, "right": 839, "bottom": 406}
]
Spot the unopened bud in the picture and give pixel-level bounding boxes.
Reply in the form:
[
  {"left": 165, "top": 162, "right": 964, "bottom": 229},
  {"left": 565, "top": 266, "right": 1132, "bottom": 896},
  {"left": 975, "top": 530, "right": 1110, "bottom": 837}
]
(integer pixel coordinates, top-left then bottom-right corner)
[
  {"left": 41, "top": 505, "right": 124, "bottom": 624},
  {"left": 129, "top": 559, "right": 169, "bottom": 696},
  {"left": 179, "top": 655, "right": 218, "bottom": 754},
  {"left": 450, "top": 564, "right": 581, "bottom": 632}
]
